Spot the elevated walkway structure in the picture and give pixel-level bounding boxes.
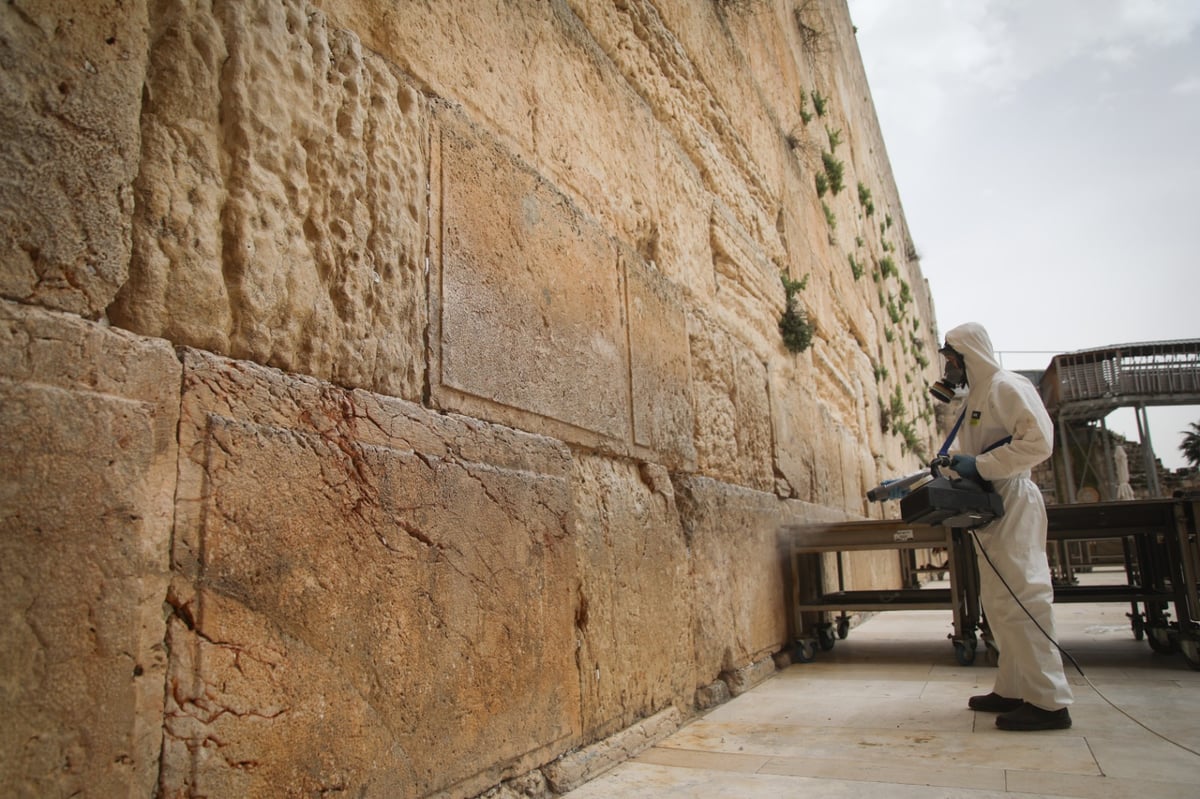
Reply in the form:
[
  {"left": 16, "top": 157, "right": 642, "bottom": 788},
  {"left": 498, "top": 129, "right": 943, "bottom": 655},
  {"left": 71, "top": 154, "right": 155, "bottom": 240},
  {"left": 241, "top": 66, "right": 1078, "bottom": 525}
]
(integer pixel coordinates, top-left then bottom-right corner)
[{"left": 1039, "top": 339, "right": 1200, "bottom": 501}]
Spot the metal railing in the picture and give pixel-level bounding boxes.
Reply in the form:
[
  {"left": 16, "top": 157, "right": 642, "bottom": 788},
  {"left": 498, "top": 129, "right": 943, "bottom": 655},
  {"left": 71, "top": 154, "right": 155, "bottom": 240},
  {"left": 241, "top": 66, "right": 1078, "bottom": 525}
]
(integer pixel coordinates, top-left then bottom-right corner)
[{"left": 1041, "top": 339, "right": 1200, "bottom": 420}]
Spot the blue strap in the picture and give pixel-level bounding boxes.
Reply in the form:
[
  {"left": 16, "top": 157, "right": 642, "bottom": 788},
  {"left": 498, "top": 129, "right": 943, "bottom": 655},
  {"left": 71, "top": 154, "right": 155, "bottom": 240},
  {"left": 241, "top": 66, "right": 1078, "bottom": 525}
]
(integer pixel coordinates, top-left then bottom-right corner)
[
  {"left": 939, "top": 409, "right": 1013, "bottom": 459},
  {"left": 938, "top": 411, "right": 966, "bottom": 457},
  {"left": 983, "top": 435, "right": 1012, "bottom": 454}
]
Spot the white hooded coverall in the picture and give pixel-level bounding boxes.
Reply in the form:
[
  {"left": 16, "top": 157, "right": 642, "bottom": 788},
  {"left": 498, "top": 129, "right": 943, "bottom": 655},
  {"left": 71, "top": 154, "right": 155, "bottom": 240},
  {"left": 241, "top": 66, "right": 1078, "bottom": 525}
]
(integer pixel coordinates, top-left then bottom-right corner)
[{"left": 945, "top": 322, "right": 1073, "bottom": 711}]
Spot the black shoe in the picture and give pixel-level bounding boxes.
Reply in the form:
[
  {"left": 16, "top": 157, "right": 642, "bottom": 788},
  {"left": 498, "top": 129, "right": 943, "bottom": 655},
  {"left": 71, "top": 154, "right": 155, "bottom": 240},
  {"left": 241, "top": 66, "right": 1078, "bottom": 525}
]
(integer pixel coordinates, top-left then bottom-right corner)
[
  {"left": 968, "top": 692, "right": 1022, "bottom": 713},
  {"left": 996, "top": 702, "right": 1072, "bottom": 731}
]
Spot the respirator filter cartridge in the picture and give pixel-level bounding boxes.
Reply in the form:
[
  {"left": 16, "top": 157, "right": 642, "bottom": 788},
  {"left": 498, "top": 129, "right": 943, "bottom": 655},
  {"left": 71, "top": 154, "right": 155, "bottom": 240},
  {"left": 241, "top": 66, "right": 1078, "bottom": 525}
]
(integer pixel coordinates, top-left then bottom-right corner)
[{"left": 930, "top": 379, "right": 957, "bottom": 403}]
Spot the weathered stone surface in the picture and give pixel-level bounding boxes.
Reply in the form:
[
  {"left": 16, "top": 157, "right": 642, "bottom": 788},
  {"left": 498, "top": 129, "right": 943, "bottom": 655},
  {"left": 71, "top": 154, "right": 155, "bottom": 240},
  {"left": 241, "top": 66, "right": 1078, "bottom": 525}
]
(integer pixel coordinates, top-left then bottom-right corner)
[
  {"left": 0, "top": 300, "right": 179, "bottom": 797},
  {"left": 542, "top": 706, "right": 682, "bottom": 795},
  {"left": 687, "top": 311, "right": 774, "bottom": 492},
  {"left": 652, "top": 135, "right": 716, "bottom": 300},
  {"left": 774, "top": 356, "right": 878, "bottom": 511},
  {"left": 433, "top": 109, "right": 629, "bottom": 446},
  {"left": 164, "top": 349, "right": 580, "bottom": 798},
  {"left": 108, "top": 0, "right": 428, "bottom": 400},
  {"left": 674, "top": 476, "right": 789, "bottom": 678},
  {"left": 694, "top": 679, "right": 732, "bottom": 711},
  {"left": 627, "top": 258, "right": 696, "bottom": 469},
  {"left": 0, "top": 2, "right": 948, "bottom": 795},
  {"left": 569, "top": 0, "right": 788, "bottom": 272},
  {"left": 321, "top": 0, "right": 662, "bottom": 265},
  {"left": 710, "top": 205, "right": 790, "bottom": 358},
  {"left": 769, "top": 357, "right": 821, "bottom": 501},
  {"left": 432, "top": 108, "right": 700, "bottom": 469},
  {"left": 572, "top": 457, "right": 694, "bottom": 742},
  {"left": 722, "top": 654, "right": 778, "bottom": 697},
  {"left": 474, "top": 770, "right": 551, "bottom": 799},
  {"left": 0, "top": 0, "right": 149, "bottom": 317}
]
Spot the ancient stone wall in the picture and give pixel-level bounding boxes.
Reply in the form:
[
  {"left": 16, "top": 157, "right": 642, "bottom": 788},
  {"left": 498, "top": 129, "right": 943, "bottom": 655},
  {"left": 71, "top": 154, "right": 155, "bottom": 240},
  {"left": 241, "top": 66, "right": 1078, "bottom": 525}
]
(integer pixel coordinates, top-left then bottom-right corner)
[{"left": 1, "top": 1, "right": 939, "bottom": 796}]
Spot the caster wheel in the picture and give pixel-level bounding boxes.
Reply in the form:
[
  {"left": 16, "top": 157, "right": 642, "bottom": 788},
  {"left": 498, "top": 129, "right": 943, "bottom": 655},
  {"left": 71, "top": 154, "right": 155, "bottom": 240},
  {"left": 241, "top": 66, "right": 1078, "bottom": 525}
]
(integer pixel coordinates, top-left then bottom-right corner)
[
  {"left": 793, "top": 639, "right": 817, "bottom": 663},
  {"left": 837, "top": 617, "right": 850, "bottom": 640},
  {"left": 817, "top": 625, "right": 836, "bottom": 652},
  {"left": 954, "top": 634, "right": 978, "bottom": 666},
  {"left": 1148, "top": 627, "right": 1178, "bottom": 655}
]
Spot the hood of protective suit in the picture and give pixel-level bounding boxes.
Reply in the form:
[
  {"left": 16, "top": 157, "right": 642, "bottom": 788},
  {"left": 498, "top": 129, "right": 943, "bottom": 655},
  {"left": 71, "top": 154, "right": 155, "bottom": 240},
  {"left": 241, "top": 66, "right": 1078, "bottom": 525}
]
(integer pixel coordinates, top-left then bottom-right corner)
[{"left": 945, "top": 322, "right": 1002, "bottom": 388}]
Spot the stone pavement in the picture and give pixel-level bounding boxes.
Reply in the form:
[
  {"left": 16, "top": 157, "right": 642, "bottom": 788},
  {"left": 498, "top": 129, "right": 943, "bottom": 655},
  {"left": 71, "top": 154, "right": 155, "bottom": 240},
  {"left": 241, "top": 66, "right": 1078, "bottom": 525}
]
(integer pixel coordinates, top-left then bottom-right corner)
[{"left": 562, "top": 571, "right": 1200, "bottom": 798}]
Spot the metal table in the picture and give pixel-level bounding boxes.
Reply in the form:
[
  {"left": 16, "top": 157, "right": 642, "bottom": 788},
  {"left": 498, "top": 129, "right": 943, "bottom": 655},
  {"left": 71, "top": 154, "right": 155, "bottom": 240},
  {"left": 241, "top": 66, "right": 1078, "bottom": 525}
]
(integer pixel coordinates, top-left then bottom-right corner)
[
  {"left": 779, "top": 519, "right": 983, "bottom": 665},
  {"left": 1044, "top": 498, "right": 1200, "bottom": 668},
  {"left": 780, "top": 497, "right": 1200, "bottom": 669}
]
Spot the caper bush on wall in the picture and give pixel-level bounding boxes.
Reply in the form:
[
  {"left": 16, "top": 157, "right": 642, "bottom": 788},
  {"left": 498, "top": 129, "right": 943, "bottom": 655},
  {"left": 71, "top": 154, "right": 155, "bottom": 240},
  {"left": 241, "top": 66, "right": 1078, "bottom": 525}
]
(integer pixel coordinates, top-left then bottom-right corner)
[{"left": 779, "top": 273, "right": 814, "bottom": 353}]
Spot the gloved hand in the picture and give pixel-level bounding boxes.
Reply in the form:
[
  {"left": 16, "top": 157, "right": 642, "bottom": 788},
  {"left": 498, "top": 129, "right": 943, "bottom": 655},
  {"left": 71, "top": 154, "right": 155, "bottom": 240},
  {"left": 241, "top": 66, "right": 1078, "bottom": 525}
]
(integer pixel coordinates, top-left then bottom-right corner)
[
  {"left": 887, "top": 485, "right": 910, "bottom": 501},
  {"left": 949, "top": 454, "right": 979, "bottom": 480}
]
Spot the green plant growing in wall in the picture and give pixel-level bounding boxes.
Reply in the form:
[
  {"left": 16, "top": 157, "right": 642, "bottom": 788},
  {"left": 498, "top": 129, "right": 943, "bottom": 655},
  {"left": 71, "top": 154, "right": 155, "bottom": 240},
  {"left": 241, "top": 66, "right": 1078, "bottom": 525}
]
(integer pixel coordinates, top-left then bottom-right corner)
[
  {"left": 878, "top": 256, "right": 897, "bottom": 281},
  {"left": 887, "top": 297, "right": 902, "bottom": 324},
  {"left": 874, "top": 364, "right": 889, "bottom": 383},
  {"left": 821, "top": 151, "right": 845, "bottom": 195},
  {"left": 885, "top": 213, "right": 893, "bottom": 229},
  {"left": 821, "top": 200, "right": 837, "bottom": 231},
  {"left": 798, "top": 92, "right": 814, "bottom": 125},
  {"left": 815, "top": 171, "right": 828, "bottom": 197},
  {"left": 879, "top": 255, "right": 897, "bottom": 279},
  {"left": 879, "top": 384, "right": 903, "bottom": 433},
  {"left": 811, "top": 89, "right": 828, "bottom": 117},
  {"left": 857, "top": 181, "right": 874, "bottom": 216},
  {"left": 894, "top": 418, "right": 925, "bottom": 458},
  {"left": 848, "top": 253, "right": 863, "bottom": 280},
  {"left": 826, "top": 126, "right": 842, "bottom": 151},
  {"left": 887, "top": 385, "right": 926, "bottom": 457},
  {"left": 889, "top": 386, "right": 905, "bottom": 420},
  {"left": 778, "top": 273, "right": 815, "bottom": 353}
]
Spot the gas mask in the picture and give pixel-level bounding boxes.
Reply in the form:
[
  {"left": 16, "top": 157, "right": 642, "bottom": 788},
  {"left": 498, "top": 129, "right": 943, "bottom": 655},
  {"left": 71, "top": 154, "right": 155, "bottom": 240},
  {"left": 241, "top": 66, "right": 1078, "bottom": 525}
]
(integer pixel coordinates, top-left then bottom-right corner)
[{"left": 930, "top": 346, "right": 966, "bottom": 403}]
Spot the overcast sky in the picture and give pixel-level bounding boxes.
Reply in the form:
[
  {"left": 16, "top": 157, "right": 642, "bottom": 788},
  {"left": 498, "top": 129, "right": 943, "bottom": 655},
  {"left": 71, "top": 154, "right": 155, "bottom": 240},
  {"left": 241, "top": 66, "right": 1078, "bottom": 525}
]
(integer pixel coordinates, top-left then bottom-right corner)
[{"left": 846, "top": 0, "right": 1200, "bottom": 470}]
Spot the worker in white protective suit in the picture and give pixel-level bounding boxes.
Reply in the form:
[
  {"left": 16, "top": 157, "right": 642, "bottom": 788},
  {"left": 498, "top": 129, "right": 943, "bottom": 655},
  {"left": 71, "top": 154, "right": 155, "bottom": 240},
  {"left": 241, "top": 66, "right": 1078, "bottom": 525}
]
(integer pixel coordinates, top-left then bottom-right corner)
[{"left": 938, "top": 322, "right": 1074, "bottom": 731}]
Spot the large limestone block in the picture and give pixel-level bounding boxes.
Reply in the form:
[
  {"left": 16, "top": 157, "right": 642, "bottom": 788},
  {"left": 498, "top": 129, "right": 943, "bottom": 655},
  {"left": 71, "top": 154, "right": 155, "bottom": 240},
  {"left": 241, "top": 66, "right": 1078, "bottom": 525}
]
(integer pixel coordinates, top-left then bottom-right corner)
[
  {"left": 626, "top": 256, "right": 697, "bottom": 470},
  {"left": 809, "top": 405, "right": 848, "bottom": 508},
  {"left": 165, "top": 349, "right": 579, "bottom": 798},
  {"left": 768, "top": 357, "right": 820, "bottom": 501},
  {"left": 0, "top": 0, "right": 149, "bottom": 317},
  {"left": 674, "top": 476, "right": 790, "bottom": 680},
  {"left": 710, "top": 204, "right": 789, "bottom": 358},
  {"left": 108, "top": 0, "right": 428, "bottom": 400},
  {"left": 572, "top": 456, "right": 694, "bottom": 741},
  {"left": 432, "top": 108, "right": 697, "bottom": 466},
  {"left": 0, "top": 300, "right": 179, "bottom": 797},
  {"left": 653, "top": 135, "right": 716, "bottom": 300},
  {"left": 687, "top": 311, "right": 773, "bottom": 492},
  {"left": 321, "top": 0, "right": 661, "bottom": 262},
  {"left": 568, "top": 0, "right": 788, "bottom": 268},
  {"left": 432, "top": 110, "right": 629, "bottom": 447}
]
